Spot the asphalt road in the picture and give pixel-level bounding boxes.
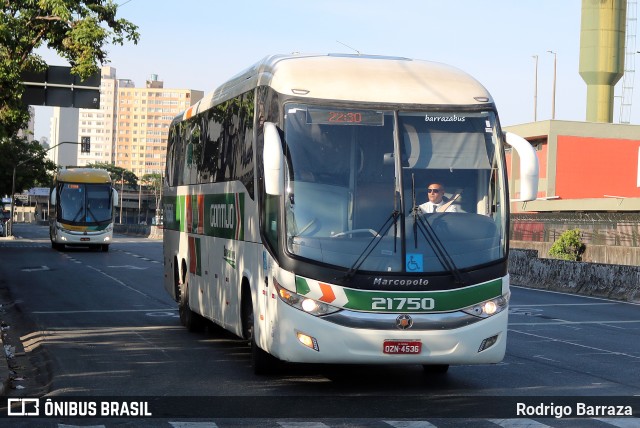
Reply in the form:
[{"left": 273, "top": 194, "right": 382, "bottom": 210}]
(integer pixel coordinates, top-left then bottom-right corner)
[{"left": 0, "top": 223, "right": 638, "bottom": 427}]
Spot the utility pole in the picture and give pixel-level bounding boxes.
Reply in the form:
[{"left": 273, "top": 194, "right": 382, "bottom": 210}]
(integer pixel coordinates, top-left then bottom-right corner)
[
  {"left": 532, "top": 55, "right": 539, "bottom": 122},
  {"left": 547, "top": 50, "right": 557, "bottom": 120}
]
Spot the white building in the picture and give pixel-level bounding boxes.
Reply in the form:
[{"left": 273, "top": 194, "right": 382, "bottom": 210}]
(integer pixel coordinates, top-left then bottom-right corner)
[
  {"left": 48, "top": 106, "right": 79, "bottom": 167},
  {"left": 76, "top": 66, "right": 121, "bottom": 166}
]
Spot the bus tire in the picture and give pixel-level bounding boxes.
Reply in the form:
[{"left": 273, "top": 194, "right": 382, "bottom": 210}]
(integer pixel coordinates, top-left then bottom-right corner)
[
  {"left": 242, "top": 290, "right": 278, "bottom": 375},
  {"left": 101, "top": 244, "right": 109, "bottom": 252},
  {"left": 178, "top": 265, "right": 203, "bottom": 332},
  {"left": 422, "top": 364, "right": 449, "bottom": 374}
]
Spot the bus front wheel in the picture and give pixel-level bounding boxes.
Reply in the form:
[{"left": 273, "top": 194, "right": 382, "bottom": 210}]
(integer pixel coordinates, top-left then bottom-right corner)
[{"left": 242, "top": 293, "right": 278, "bottom": 375}]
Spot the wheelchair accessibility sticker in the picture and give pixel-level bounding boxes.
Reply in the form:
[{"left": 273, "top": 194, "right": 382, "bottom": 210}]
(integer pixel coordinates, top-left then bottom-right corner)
[{"left": 406, "top": 254, "right": 423, "bottom": 272}]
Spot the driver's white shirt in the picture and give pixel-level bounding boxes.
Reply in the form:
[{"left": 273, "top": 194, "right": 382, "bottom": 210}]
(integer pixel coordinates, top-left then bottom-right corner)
[{"left": 419, "top": 201, "right": 457, "bottom": 213}]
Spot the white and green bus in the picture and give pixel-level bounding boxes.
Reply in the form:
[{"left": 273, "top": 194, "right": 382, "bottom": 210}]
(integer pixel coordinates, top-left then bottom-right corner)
[
  {"left": 50, "top": 168, "right": 118, "bottom": 252},
  {"left": 163, "top": 54, "right": 538, "bottom": 374}
]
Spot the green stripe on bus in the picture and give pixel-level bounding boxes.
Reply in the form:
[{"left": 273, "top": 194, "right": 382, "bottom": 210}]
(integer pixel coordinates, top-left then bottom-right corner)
[
  {"left": 163, "top": 193, "right": 245, "bottom": 240},
  {"left": 203, "top": 193, "right": 244, "bottom": 240},
  {"left": 342, "top": 279, "right": 502, "bottom": 312},
  {"left": 178, "top": 195, "right": 186, "bottom": 232},
  {"left": 295, "top": 277, "right": 311, "bottom": 295}
]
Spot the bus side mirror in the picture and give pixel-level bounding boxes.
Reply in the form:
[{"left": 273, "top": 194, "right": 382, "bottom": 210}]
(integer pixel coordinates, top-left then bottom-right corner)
[
  {"left": 113, "top": 188, "right": 120, "bottom": 207},
  {"left": 505, "top": 132, "right": 539, "bottom": 202},
  {"left": 50, "top": 188, "right": 57, "bottom": 205},
  {"left": 263, "top": 122, "right": 284, "bottom": 196}
]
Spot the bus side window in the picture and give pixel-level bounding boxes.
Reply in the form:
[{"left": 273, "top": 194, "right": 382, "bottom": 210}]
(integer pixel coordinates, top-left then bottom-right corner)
[{"left": 263, "top": 194, "right": 279, "bottom": 251}]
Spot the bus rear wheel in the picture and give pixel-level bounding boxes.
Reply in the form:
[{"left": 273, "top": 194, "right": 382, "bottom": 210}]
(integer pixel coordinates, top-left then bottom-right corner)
[{"left": 177, "top": 267, "right": 203, "bottom": 332}]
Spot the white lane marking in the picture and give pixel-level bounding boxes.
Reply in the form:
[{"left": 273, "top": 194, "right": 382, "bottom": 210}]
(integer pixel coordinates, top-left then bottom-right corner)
[
  {"left": 169, "top": 423, "right": 218, "bottom": 428},
  {"left": 511, "top": 303, "right": 618, "bottom": 307},
  {"left": 510, "top": 320, "right": 640, "bottom": 326},
  {"left": 510, "top": 329, "right": 640, "bottom": 360},
  {"left": 595, "top": 418, "right": 640, "bottom": 428},
  {"left": 59, "top": 425, "right": 106, "bottom": 428},
  {"left": 86, "top": 265, "right": 149, "bottom": 297},
  {"left": 385, "top": 421, "right": 438, "bottom": 428},
  {"left": 21, "top": 266, "right": 50, "bottom": 272},
  {"left": 106, "top": 265, "right": 148, "bottom": 270},
  {"left": 489, "top": 419, "right": 551, "bottom": 427},
  {"left": 511, "top": 285, "right": 640, "bottom": 307},
  {"left": 278, "top": 423, "right": 330, "bottom": 428},
  {"left": 32, "top": 308, "right": 176, "bottom": 314}
]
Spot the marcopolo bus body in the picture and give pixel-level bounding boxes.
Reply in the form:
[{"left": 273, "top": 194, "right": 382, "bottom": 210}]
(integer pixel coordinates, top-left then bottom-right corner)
[
  {"left": 163, "top": 54, "right": 539, "bottom": 373},
  {"left": 50, "top": 168, "right": 118, "bottom": 252}
]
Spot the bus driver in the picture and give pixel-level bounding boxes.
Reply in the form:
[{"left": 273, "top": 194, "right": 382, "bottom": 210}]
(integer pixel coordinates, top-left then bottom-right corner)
[{"left": 419, "top": 182, "right": 458, "bottom": 213}]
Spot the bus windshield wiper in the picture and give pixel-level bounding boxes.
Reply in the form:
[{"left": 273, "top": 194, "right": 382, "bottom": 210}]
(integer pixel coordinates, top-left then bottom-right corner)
[
  {"left": 86, "top": 206, "right": 100, "bottom": 223},
  {"left": 343, "top": 209, "right": 400, "bottom": 279},
  {"left": 412, "top": 209, "right": 466, "bottom": 285},
  {"left": 71, "top": 206, "right": 84, "bottom": 223},
  {"left": 409, "top": 174, "right": 465, "bottom": 284}
]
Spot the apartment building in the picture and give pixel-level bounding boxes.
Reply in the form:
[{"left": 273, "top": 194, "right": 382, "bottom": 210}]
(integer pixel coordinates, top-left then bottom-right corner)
[
  {"left": 76, "top": 66, "right": 120, "bottom": 166},
  {"left": 76, "top": 67, "right": 203, "bottom": 177},
  {"left": 114, "top": 75, "right": 203, "bottom": 176}
]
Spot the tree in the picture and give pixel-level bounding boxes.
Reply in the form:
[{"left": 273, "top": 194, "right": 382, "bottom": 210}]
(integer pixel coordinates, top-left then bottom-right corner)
[
  {"left": 1, "top": 1, "right": 140, "bottom": 140},
  {"left": 86, "top": 162, "right": 138, "bottom": 188},
  {"left": 0, "top": 137, "right": 57, "bottom": 196},
  {"left": 140, "top": 174, "right": 162, "bottom": 219},
  {"left": 548, "top": 229, "right": 586, "bottom": 261}
]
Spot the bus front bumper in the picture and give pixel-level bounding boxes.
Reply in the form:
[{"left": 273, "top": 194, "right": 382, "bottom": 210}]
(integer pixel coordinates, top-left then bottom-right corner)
[
  {"left": 265, "top": 301, "right": 508, "bottom": 365},
  {"left": 54, "top": 228, "right": 113, "bottom": 246}
]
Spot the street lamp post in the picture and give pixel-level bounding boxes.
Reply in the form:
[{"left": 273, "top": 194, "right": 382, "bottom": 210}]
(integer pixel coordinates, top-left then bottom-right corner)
[
  {"left": 547, "top": 50, "right": 557, "bottom": 120},
  {"left": 119, "top": 173, "right": 124, "bottom": 224},
  {"left": 532, "top": 54, "right": 538, "bottom": 122},
  {"left": 8, "top": 141, "right": 80, "bottom": 237}
]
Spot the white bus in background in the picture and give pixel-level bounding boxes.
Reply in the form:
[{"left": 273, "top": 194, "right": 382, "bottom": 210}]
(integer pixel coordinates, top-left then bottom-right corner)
[
  {"left": 50, "top": 168, "right": 118, "bottom": 252},
  {"left": 163, "top": 54, "right": 539, "bottom": 374}
]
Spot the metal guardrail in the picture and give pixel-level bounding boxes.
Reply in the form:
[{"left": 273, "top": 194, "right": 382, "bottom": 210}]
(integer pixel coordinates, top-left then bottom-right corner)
[{"left": 511, "top": 212, "right": 640, "bottom": 247}]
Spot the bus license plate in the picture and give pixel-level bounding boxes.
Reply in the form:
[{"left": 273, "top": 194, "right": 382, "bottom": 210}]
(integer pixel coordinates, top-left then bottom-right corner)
[
  {"left": 80, "top": 237, "right": 90, "bottom": 241},
  {"left": 383, "top": 340, "right": 421, "bottom": 354}
]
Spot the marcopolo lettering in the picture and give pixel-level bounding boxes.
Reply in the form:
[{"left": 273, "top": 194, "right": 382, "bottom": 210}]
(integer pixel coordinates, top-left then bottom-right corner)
[
  {"left": 210, "top": 203, "right": 234, "bottom": 229},
  {"left": 373, "top": 278, "right": 429, "bottom": 286}
]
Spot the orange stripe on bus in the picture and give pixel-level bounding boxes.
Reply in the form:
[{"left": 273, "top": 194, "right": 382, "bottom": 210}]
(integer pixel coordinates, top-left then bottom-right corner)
[{"left": 318, "top": 283, "right": 336, "bottom": 303}]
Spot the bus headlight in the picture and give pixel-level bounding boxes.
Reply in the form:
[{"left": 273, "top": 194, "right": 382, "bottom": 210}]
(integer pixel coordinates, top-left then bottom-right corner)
[
  {"left": 273, "top": 279, "right": 341, "bottom": 316},
  {"left": 462, "top": 293, "right": 509, "bottom": 318}
]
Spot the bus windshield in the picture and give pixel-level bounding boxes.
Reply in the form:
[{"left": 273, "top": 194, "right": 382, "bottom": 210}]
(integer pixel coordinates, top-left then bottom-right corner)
[
  {"left": 283, "top": 104, "right": 505, "bottom": 274},
  {"left": 58, "top": 183, "right": 112, "bottom": 224}
]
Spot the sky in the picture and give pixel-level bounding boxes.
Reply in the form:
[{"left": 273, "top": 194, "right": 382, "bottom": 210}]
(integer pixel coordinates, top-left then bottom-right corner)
[{"left": 33, "top": 0, "right": 624, "bottom": 140}]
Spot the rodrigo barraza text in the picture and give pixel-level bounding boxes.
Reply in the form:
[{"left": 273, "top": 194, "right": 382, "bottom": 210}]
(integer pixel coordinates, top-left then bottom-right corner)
[{"left": 516, "top": 402, "right": 633, "bottom": 418}]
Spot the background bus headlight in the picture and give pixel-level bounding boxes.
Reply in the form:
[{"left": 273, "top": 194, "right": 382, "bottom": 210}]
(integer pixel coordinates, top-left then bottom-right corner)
[
  {"left": 462, "top": 293, "right": 509, "bottom": 318},
  {"left": 274, "top": 280, "right": 341, "bottom": 316}
]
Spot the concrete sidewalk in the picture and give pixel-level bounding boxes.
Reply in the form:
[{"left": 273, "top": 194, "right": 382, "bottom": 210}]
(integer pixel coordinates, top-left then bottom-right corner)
[
  {"left": 0, "top": 296, "right": 15, "bottom": 396},
  {"left": 0, "top": 232, "right": 16, "bottom": 394}
]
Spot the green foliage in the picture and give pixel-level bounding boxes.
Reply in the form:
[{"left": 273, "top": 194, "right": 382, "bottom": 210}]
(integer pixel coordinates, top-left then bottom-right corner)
[
  {"left": 86, "top": 162, "right": 138, "bottom": 188},
  {"left": 1, "top": 1, "right": 140, "bottom": 138},
  {"left": 548, "top": 229, "right": 586, "bottom": 261},
  {"left": 0, "top": 136, "right": 58, "bottom": 196},
  {"left": 140, "top": 173, "right": 162, "bottom": 192}
]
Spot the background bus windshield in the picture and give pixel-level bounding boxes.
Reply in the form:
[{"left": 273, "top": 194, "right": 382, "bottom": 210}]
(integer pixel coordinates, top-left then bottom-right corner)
[
  {"left": 59, "top": 183, "right": 112, "bottom": 224},
  {"left": 283, "top": 104, "right": 506, "bottom": 274}
]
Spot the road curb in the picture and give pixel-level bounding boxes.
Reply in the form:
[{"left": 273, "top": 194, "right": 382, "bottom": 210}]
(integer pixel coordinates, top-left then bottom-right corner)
[{"left": 0, "top": 313, "right": 13, "bottom": 396}]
